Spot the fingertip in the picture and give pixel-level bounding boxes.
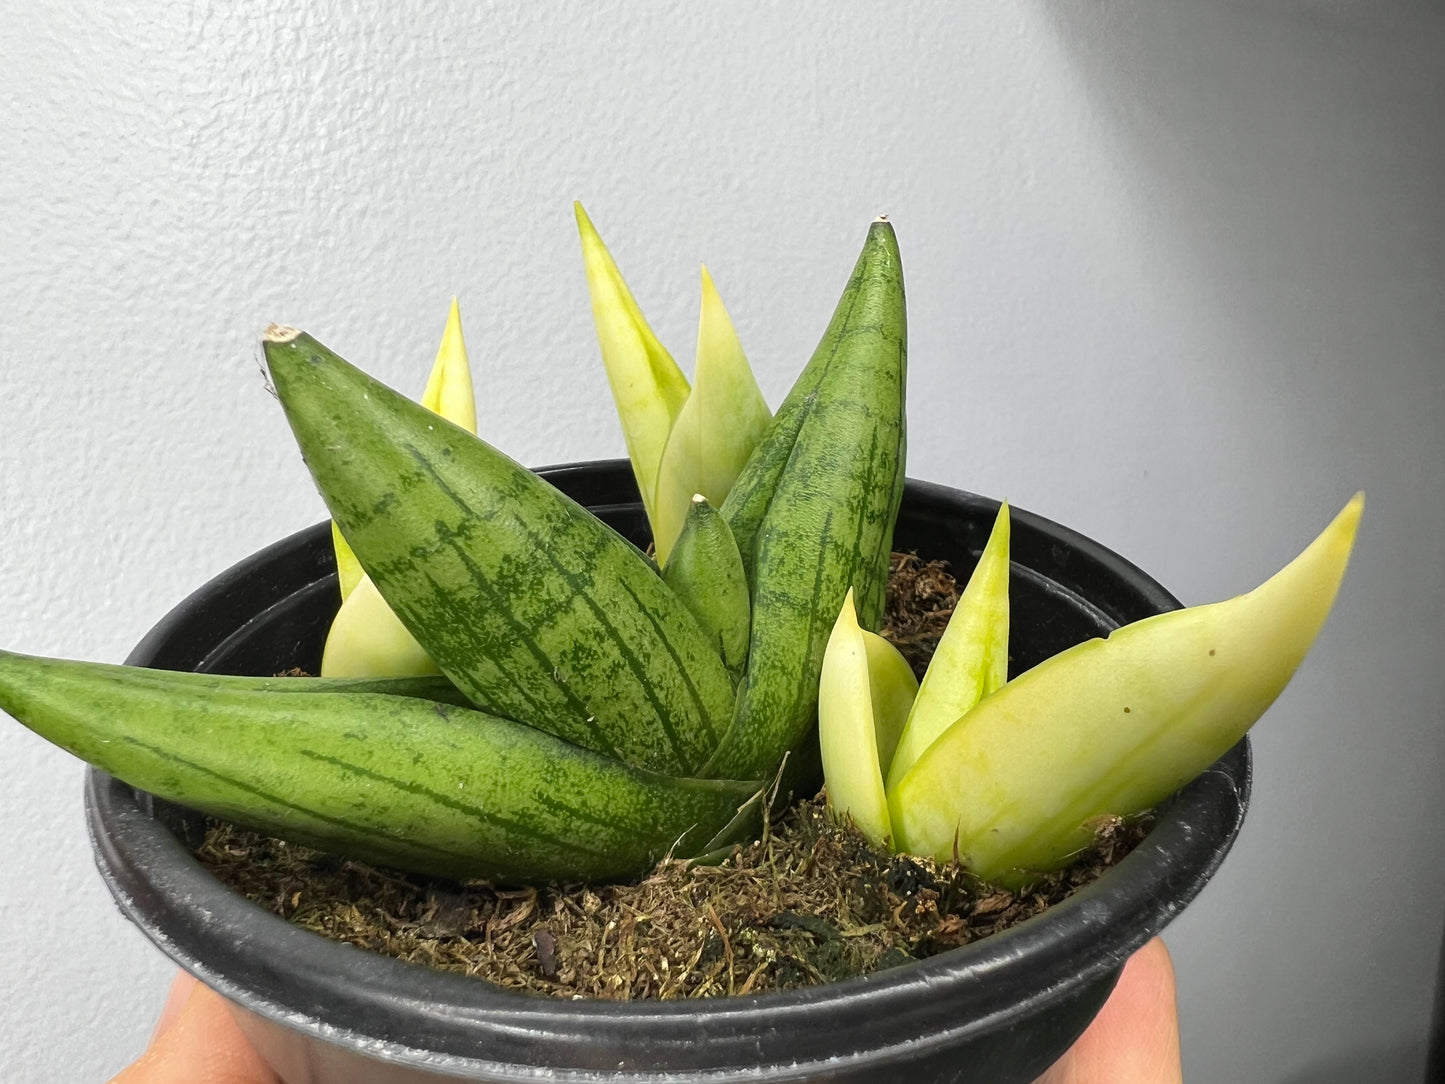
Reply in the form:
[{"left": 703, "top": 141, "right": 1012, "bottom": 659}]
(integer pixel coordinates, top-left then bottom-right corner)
[
  {"left": 1032, "top": 937, "right": 1183, "bottom": 1084},
  {"left": 149, "top": 972, "right": 199, "bottom": 1042},
  {"left": 1117, "top": 936, "right": 1179, "bottom": 1019},
  {"left": 113, "top": 976, "right": 280, "bottom": 1084}
]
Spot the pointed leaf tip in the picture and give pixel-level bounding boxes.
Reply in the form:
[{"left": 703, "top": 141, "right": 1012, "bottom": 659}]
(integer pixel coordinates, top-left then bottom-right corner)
[
  {"left": 652, "top": 264, "right": 771, "bottom": 564},
  {"left": 662, "top": 495, "right": 750, "bottom": 677},
  {"left": 890, "top": 493, "right": 1364, "bottom": 884},
  {"left": 420, "top": 297, "right": 477, "bottom": 433},
  {"left": 574, "top": 204, "right": 690, "bottom": 531},
  {"left": 888, "top": 500, "right": 1011, "bottom": 789},
  {"left": 818, "top": 589, "right": 893, "bottom": 849}
]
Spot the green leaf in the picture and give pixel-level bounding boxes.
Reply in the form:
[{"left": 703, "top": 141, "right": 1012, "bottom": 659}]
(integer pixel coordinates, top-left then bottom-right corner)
[
  {"left": 662, "top": 495, "right": 751, "bottom": 679},
  {"left": 0, "top": 651, "right": 759, "bottom": 883},
  {"left": 706, "top": 218, "right": 907, "bottom": 781},
  {"left": 325, "top": 300, "right": 478, "bottom": 676},
  {"left": 265, "top": 327, "right": 734, "bottom": 777}
]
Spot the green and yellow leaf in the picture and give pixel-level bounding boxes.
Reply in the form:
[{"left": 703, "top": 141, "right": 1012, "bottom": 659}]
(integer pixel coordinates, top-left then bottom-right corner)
[
  {"left": 819, "top": 590, "right": 892, "bottom": 848},
  {"left": 321, "top": 575, "right": 444, "bottom": 679},
  {"left": 332, "top": 298, "right": 476, "bottom": 603},
  {"left": 324, "top": 301, "right": 478, "bottom": 677},
  {"left": 707, "top": 218, "right": 907, "bottom": 781},
  {"left": 574, "top": 202, "right": 690, "bottom": 527},
  {"left": 420, "top": 296, "right": 477, "bottom": 432},
  {"left": 268, "top": 327, "right": 735, "bottom": 776},
  {"left": 652, "top": 266, "right": 771, "bottom": 565},
  {"left": 818, "top": 589, "right": 919, "bottom": 849},
  {"left": 887, "top": 502, "right": 1010, "bottom": 789},
  {"left": 890, "top": 493, "right": 1363, "bottom": 887}
]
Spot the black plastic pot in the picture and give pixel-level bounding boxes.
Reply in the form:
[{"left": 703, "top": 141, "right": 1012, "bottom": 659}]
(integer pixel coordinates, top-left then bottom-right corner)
[{"left": 87, "top": 461, "right": 1250, "bottom": 1084}]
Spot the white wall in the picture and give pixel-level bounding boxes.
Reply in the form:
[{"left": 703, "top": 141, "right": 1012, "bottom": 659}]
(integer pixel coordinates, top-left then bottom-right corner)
[{"left": 2, "top": 2, "right": 1440, "bottom": 1080}]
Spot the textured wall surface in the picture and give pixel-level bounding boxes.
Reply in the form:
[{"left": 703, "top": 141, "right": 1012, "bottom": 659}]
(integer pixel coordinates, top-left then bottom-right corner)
[{"left": 2, "top": 2, "right": 1441, "bottom": 1081}]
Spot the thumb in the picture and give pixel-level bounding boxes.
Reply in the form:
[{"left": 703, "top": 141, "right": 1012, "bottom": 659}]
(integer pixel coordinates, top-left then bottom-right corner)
[
  {"left": 1034, "top": 937, "right": 1183, "bottom": 1084},
  {"left": 109, "top": 972, "right": 280, "bottom": 1084}
]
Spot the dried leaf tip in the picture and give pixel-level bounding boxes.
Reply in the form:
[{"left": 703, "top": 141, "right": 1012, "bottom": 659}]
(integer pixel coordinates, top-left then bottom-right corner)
[
  {"left": 873, "top": 214, "right": 890, "bottom": 223},
  {"left": 264, "top": 324, "right": 301, "bottom": 343}
]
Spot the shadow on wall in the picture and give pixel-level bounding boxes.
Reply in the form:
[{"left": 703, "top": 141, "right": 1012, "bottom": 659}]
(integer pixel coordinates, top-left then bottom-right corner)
[
  {"left": 1276, "top": 1039, "right": 1427, "bottom": 1084},
  {"left": 1032, "top": 0, "right": 1445, "bottom": 524},
  {"left": 1035, "top": 1, "right": 1445, "bottom": 311},
  {"left": 1034, "top": 6, "right": 1445, "bottom": 1084}
]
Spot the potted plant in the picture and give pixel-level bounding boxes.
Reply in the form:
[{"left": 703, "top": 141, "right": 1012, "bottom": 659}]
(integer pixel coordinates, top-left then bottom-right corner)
[{"left": 1, "top": 210, "right": 1357, "bottom": 1083}]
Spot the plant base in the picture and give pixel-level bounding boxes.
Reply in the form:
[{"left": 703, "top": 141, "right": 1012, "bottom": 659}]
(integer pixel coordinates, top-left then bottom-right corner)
[
  {"left": 88, "top": 463, "right": 1250, "bottom": 1084},
  {"left": 196, "top": 793, "right": 1152, "bottom": 1001}
]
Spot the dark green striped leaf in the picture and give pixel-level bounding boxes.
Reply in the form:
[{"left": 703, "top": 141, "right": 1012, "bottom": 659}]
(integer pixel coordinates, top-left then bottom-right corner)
[
  {"left": 708, "top": 220, "right": 907, "bottom": 780},
  {"left": 264, "top": 331, "right": 735, "bottom": 777},
  {"left": 0, "top": 652, "right": 758, "bottom": 883}
]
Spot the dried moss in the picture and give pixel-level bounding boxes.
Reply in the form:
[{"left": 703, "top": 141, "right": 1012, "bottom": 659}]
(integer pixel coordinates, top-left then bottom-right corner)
[
  {"left": 879, "top": 551, "right": 966, "bottom": 679},
  {"left": 197, "top": 799, "right": 1149, "bottom": 1000},
  {"left": 192, "top": 553, "right": 1152, "bottom": 999}
]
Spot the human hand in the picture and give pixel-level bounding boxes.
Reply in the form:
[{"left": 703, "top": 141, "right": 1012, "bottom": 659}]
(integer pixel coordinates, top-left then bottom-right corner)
[
  {"left": 1032, "top": 936, "right": 1183, "bottom": 1083},
  {"left": 111, "top": 938, "right": 1180, "bottom": 1083},
  {"left": 108, "top": 972, "right": 279, "bottom": 1084}
]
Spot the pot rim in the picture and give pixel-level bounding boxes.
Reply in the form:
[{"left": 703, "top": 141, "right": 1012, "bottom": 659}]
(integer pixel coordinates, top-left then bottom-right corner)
[{"left": 86, "top": 461, "right": 1250, "bottom": 1080}]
